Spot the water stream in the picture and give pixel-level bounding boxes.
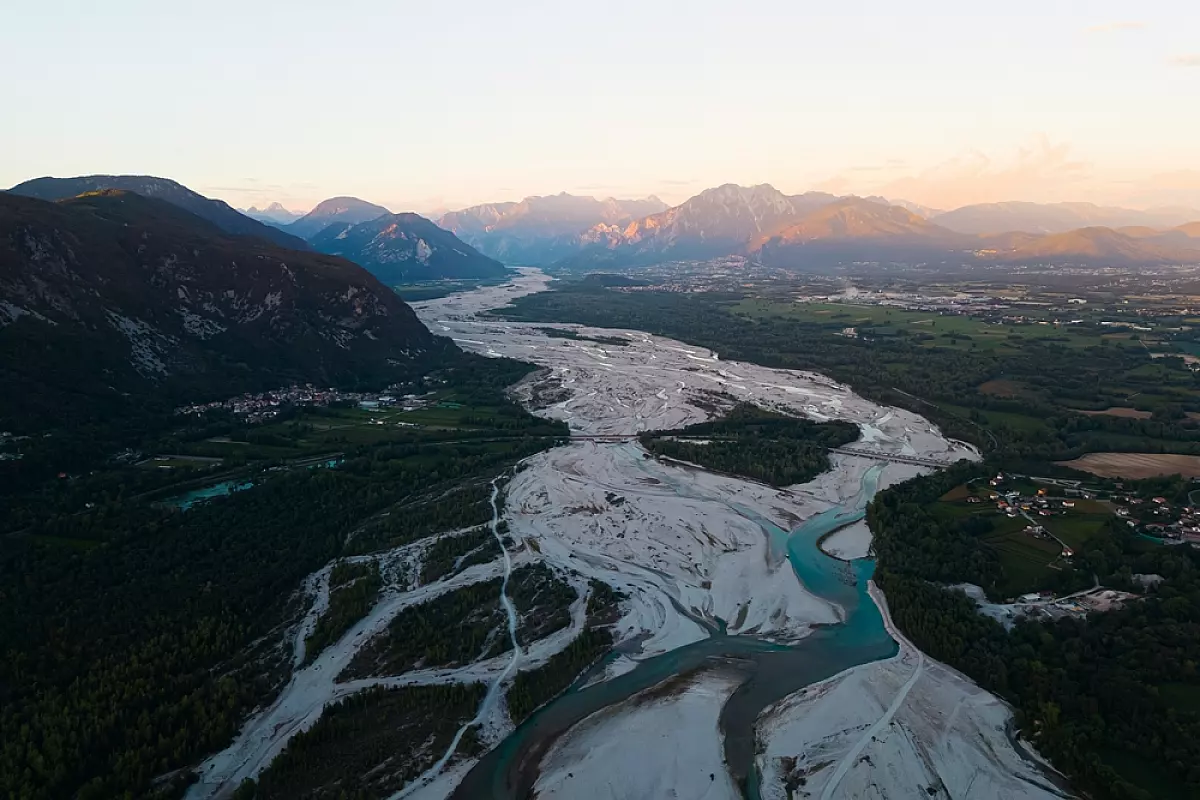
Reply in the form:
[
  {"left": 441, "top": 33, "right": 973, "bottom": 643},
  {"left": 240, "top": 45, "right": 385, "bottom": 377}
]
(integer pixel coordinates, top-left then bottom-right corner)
[
  {"left": 451, "top": 464, "right": 897, "bottom": 799},
  {"left": 397, "top": 478, "right": 520, "bottom": 799},
  {"left": 164, "top": 480, "right": 253, "bottom": 510},
  {"left": 403, "top": 272, "right": 978, "bottom": 799},
  {"left": 185, "top": 271, "right": 985, "bottom": 799}
]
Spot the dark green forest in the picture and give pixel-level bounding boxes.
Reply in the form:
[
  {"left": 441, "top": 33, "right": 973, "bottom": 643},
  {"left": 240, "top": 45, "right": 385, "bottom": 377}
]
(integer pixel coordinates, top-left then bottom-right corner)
[
  {"left": 640, "top": 402, "right": 859, "bottom": 486},
  {"left": 506, "top": 628, "right": 614, "bottom": 723},
  {"left": 240, "top": 683, "right": 487, "bottom": 799},
  {"left": 339, "top": 564, "right": 576, "bottom": 681},
  {"left": 871, "top": 465, "right": 1200, "bottom": 799},
  {"left": 419, "top": 526, "right": 502, "bottom": 584},
  {"left": 0, "top": 357, "right": 567, "bottom": 800},
  {"left": 506, "top": 580, "right": 626, "bottom": 722},
  {"left": 304, "top": 561, "right": 384, "bottom": 665}
]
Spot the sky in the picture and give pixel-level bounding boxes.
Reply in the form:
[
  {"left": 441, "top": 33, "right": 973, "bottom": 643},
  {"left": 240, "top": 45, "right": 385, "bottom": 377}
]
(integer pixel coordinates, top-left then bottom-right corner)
[{"left": 2, "top": 0, "right": 1199, "bottom": 215}]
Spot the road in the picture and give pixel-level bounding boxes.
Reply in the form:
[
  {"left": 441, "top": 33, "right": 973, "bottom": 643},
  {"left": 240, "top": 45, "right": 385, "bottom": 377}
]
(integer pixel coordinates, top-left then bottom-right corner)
[
  {"left": 828, "top": 446, "right": 962, "bottom": 469},
  {"left": 1016, "top": 506, "right": 1073, "bottom": 556},
  {"left": 818, "top": 647, "right": 926, "bottom": 800}
]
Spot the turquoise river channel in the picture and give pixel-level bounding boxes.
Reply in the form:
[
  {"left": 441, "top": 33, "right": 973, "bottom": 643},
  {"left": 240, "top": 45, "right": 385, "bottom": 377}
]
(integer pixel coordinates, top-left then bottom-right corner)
[{"left": 451, "top": 461, "right": 898, "bottom": 800}]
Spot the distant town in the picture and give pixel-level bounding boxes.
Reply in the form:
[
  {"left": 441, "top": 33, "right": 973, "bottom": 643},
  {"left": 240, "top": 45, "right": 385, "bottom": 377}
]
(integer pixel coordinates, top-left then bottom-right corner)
[{"left": 175, "top": 384, "right": 435, "bottom": 424}]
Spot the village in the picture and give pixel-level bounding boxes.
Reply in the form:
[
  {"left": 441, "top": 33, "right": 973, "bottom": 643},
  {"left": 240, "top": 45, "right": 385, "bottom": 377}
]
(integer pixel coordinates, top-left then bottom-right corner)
[
  {"left": 939, "top": 471, "right": 1185, "bottom": 626},
  {"left": 174, "top": 384, "right": 436, "bottom": 424},
  {"left": 984, "top": 470, "right": 1200, "bottom": 551},
  {"left": 1112, "top": 489, "right": 1200, "bottom": 545}
]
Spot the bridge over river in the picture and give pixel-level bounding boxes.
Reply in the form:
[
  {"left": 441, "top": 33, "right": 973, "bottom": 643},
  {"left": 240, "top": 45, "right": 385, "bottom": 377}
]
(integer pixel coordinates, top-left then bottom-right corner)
[
  {"left": 827, "top": 446, "right": 964, "bottom": 469},
  {"left": 566, "top": 435, "right": 962, "bottom": 469}
]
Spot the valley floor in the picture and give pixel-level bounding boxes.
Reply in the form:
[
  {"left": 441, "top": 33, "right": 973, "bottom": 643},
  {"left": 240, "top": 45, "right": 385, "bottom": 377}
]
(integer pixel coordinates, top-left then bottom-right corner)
[{"left": 190, "top": 269, "right": 1068, "bottom": 800}]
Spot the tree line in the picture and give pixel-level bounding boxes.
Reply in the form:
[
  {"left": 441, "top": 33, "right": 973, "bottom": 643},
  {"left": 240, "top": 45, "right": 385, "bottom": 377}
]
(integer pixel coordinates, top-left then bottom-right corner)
[
  {"left": 237, "top": 683, "right": 487, "bottom": 799},
  {"left": 640, "top": 403, "right": 858, "bottom": 487},
  {"left": 871, "top": 464, "right": 1200, "bottom": 799}
]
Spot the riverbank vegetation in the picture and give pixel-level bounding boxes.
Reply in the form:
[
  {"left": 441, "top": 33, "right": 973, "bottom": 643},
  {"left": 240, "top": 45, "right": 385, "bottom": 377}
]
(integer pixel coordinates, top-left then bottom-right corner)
[
  {"left": 340, "top": 577, "right": 511, "bottom": 679},
  {"left": 339, "top": 563, "right": 575, "bottom": 681},
  {"left": 507, "top": 579, "right": 626, "bottom": 723},
  {"left": 0, "top": 357, "right": 567, "bottom": 800},
  {"left": 390, "top": 273, "right": 514, "bottom": 302},
  {"left": 640, "top": 403, "right": 858, "bottom": 487},
  {"left": 536, "top": 327, "right": 631, "bottom": 347},
  {"left": 304, "top": 561, "right": 383, "bottom": 664},
  {"left": 419, "top": 526, "right": 503, "bottom": 584},
  {"left": 507, "top": 627, "right": 615, "bottom": 724},
  {"left": 509, "top": 563, "right": 577, "bottom": 644},
  {"left": 871, "top": 463, "right": 1200, "bottom": 799},
  {"left": 238, "top": 683, "right": 487, "bottom": 799}
]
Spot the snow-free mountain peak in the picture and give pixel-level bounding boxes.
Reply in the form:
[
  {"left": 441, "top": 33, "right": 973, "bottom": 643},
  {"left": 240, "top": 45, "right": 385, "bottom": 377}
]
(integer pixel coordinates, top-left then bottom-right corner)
[
  {"left": 244, "top": 201, "right": 304, "bottom": 227},
  {"left": 309, "top": 211, "right": 507, "bottom": 283},
  {"left": 286, "top": 196, "right": 392, "bottom": 240}
]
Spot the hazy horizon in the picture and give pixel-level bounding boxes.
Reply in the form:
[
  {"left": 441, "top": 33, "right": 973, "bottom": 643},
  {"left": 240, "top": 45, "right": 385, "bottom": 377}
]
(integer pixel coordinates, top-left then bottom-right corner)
[
  {"left": 225, "top": 178, "right": 1200, "bottom": 219},
  {"left": 4, "top": 0, "right": 1199, "bottom": 214}
]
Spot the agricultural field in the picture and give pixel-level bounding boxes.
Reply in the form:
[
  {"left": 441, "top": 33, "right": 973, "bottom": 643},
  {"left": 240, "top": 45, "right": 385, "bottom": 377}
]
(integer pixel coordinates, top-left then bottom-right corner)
[
  {"left": 1050, "top": 512, "right": 1113, "bottom": 550},
  {"left": 731, "top": 300, "right": 1105, "bottom": 352},
  {"left": 167, "top": 392, "right": 560, "bottom": 465},
  {"left": 1056, "top": 452, "right": 1200, "bottom": 479},
  {"left": 729, "top": 299, "right": 1200, "bottom": 420},
  {"left": 984, "top": 523, "right": 1063, "bottom": 597},
  {"left": 1074, "top": 407, "right": 1153, "bottom": 419}
]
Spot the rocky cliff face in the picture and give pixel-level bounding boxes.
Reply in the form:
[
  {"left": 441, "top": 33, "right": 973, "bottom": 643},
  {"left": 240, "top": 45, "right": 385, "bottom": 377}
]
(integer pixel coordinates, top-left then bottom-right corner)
[{"left": 566, "top": 184, "right": 840, "bottom": 266}]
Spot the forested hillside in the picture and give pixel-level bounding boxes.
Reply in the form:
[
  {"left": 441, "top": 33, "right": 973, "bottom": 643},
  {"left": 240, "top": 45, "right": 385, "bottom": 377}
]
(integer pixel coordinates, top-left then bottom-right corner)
[
  {"left": 871, "top": 464, "right": 1200, "bottom": 800},
  {"left": 0, "top": 190, "right": 448, "bottom": 491}
]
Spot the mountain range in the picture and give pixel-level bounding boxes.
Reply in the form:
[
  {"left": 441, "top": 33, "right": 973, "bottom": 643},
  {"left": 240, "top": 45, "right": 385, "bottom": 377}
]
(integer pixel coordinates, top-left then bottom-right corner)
[
  {"left": 6, "top": 178, "right": 508, "bottom": 285},
  {"left": 0, "top": 190, "right": 447, "bottom": 430},
  {"left": 976, "top": 226, "right": 1195, "bottom": 264},
  {"left": 555, "top": 184, "right": 1200, "bottom": 269},
  {"left": 931, "top": 201, "right": 1200, "bottom": 236},
  {"left": 11, "top": 175, "right": 1198, "bottom": 285},
  {"left": 8, "top": 175, "right": 311, "bottom": 251},
  {"left": 754, "top": 197, "right": 964, "bottom": 266},
  {"left": 437, "top": 192, "right": 670, "bottom": 265},
  {"left": 395, "top": 183, "right": 1200, "bottom": 269},
  {"left": 244, "top": 202, "right": 303, "bottom": 226}
]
